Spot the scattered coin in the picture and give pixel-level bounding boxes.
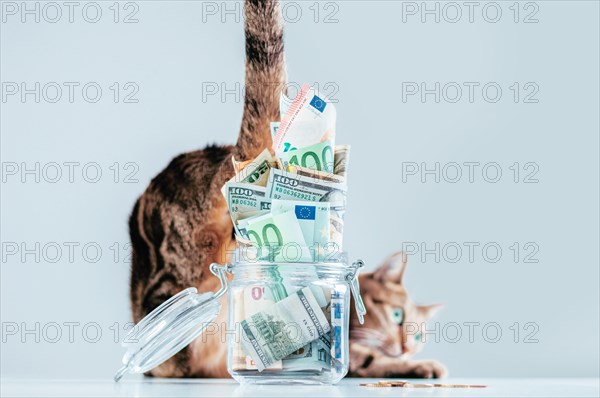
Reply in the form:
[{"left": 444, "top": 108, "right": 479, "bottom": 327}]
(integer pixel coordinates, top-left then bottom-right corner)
[
  {"left": 362, "top": 381, "right": 488, "bottom": 388},
  {"left": 379, "top": 380, "right": 408, "bottom": 386},
  {"left": 360, "top": 383, "right": 390, "bottom": 387},
  {"left": 404, "top": 383, "right": 434, "bottom": 388}
]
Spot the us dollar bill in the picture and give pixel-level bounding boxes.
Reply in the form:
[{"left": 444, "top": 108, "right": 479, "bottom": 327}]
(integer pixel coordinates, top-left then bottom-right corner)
[
  {"left": 225, "top": 182, "right": 271, "bottom": 238},
  {"left": 286, "top": 164, "right": 345, "bottom": 184},
  {"left": 242, "top": 286, "right": 283, "bottom": 370},
  {"left": 221, "top": 149, "right": 278, "bottom": 198},
  {"left": 240, "top": 287, "right": 331, "bottom": 372},
  {"left": 333, "top": 145, "right": 350, "bottom": 178}
]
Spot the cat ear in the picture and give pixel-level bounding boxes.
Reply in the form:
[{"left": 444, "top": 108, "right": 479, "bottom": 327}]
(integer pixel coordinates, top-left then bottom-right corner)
[
  {"left": 373, "top": 252, "right": 408, "bottom": 284},
  {"left": 418, "top": 304, "right": 444, "bottom": 319}
]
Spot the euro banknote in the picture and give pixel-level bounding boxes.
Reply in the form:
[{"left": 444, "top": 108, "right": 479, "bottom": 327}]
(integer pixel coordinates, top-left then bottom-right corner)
[
  {"left": 278, "top": 140, "right": 335, "bottom": 173},
  {"left": 265, "top": 169, "right": 346, "bottom": 251},
  {"left": 273, "top": 84, "right": 336, "bottom": 156},
  {"left": 270, "top": 199, "right": 330, "bottom": 250},
  {"left": 245, "top": 210, "right": 312, "bottom": 262}
]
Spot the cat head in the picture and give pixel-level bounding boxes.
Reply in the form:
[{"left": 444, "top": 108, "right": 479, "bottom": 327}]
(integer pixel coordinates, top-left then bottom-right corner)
[{"left": 350, "top": 252, "right": 443, "bottom": 359}]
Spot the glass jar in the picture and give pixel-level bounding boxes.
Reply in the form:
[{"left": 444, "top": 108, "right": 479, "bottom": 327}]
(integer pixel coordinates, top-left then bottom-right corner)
[{"left": 114, "top": 251, "right": 366, "bottom": 385}]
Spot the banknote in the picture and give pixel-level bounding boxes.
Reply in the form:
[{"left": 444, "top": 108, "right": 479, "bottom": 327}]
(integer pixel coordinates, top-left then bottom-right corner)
[
  {"left": 231, "top": 287, "right": 249, "bottom": 371},
  {"left": 242, "top": 285, "right": 283, "bottom": 370},
  {"left": 221, "top": 149, "right": 277, "bottom": 198},
  {"left": 286, "top": 164, "right": 345, "bottom": 184},
  {"left": 265, "top": 169, "right": 346, "bottom": 251},
  {"left": 281, "top": 285, "right": 333, "bottom": 371},
  {"left": 270, "top": 121, "right": 280, "bottom": 140},
  {"left": 225, "top": 183, "right": 272, "bottom": 237},
  {"left": 280, "top": 92, "right": 293, "bottom": 119},
  {"left": 273, "top": 84, "right": 336, "bottom": 155},
  {"left": 333, "top": 145, "right": 350, "bottom": 178},
  {"left": 240, "top": 287, "right": 331, "bottom": 371},
  {"left": 330, "top": 287, "right": 345, "bottom": 366},
  {"left": 282, "top": 341, "right": 330, "bottom": 371},
  {"left": 278, "top": 140, "right": 335, "bottom": 173},
  {"left": 270, "top": 199, "right": 330, "bottom": 250},
  {"left": 265, "top": 168, "right": 347, "bottom": 203},
  {"left": 232, "top": 157, "right": 253, "bottom": 174},
  {"left": 245, "top": 210, "right": 312, "bottom": 262}
]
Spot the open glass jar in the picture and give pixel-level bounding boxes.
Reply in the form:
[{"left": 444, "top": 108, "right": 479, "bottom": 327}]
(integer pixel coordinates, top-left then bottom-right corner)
[{"left": 114, "top": 251, "right": 366, "bottom": 385}]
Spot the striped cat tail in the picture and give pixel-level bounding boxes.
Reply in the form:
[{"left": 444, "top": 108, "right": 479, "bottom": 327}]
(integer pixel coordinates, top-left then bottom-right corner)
[{"left": 235, "top": 0, "right": 287, "bottom": 160}]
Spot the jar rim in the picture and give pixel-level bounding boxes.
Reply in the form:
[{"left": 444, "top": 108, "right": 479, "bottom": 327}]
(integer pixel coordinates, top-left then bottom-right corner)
[{"left": 227, "top": 248, "right": 349, "bottom": 267}]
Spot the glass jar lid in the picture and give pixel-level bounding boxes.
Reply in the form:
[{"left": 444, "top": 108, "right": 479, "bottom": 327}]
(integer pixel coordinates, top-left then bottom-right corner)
[{"left": 113, "top": 263, "right": 229, "bottom": 381}]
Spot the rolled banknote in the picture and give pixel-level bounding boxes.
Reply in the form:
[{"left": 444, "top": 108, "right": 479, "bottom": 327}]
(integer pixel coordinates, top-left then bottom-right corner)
[
  {"left": 330, "top": 287, "right": 345, "bottom": 366},
  {"left": 231, "top": 287, "right": 248, "bottom": 371},
  {"left": 221, "top": 148, "right": 277, "bottom": 198},
  {"left": 286, "top": 164, "right": 345, "bottom": 184},
  {"left": 225, "top": 182, "right": 271, "bottom": 237},
  {"left": 273, "top": 84, "right": 336, "bottom": 156},
  {"left": 265, "top": 168, "right": 347, "bottom": 203},
  {"left": 242, "top": 285, "right": 283, "bottom": 370},
  {"left": 282, "top": 341, "right": 330, "bottom": 371},
  {"left": 282, "top": 285, "right": 332, "bottom": 371},
  {"left": 240, "top": 287, "right": 331, "bottom": 371},
  {"left": 278, "top": 140, "right": 335, "bottom": 173},
  {"left": 232, "top": 157, "right": 253, "bottom": 175},
  {"left": 333, "top": 145, "right": 350, "bottom": 178}
]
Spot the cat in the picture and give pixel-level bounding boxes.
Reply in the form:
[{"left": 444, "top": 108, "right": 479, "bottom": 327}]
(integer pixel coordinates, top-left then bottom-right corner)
[
  {"left": 349, "top": 252, "right": 447, "bottom": 378},
  {"left": 128, "top": 0, "right": 446, "bottom": 379}
]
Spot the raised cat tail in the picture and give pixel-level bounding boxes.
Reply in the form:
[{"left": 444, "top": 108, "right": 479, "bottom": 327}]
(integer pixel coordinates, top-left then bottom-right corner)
[{"left": 235, "top": 0, "right": 287, "bottom": 160}]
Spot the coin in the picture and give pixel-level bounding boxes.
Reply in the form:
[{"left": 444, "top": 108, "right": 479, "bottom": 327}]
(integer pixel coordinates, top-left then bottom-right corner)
[
  {"left": 380, "top": 380, "right": 408, "bottom": 386},
  {"left": 434, "top": 384, "right": 487, "bottom": 388},
  {"left": 360, "top": 383, "right": 390, "bottom": 387},
  {"left": 404, "top": 383, "right": 434, "bottom": 388}
]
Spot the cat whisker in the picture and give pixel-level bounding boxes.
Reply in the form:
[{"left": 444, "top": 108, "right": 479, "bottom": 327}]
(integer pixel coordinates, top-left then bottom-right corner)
[{"left": 350, "top": 328, "right": 388, "bottom": 349}]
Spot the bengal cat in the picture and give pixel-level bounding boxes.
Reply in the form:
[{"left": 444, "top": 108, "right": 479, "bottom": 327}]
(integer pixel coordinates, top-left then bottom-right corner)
[{"left": 128, "top": 0, "right": 446, "bottom": 379}]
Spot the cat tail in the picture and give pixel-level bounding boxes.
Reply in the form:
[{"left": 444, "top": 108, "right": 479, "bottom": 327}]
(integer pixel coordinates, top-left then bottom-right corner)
[{"left": 235, "top": 0, "right": 287, "bottom": 160}]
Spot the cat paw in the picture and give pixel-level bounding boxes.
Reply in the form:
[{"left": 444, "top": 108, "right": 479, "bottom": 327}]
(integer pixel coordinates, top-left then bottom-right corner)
[{"left": 408, "top": 360, "right": 448, "bottom": 379}]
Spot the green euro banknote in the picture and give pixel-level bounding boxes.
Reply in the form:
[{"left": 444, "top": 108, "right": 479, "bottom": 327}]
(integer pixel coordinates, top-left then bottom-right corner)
[
  {"left": 270, "top": 199, "right": 330, "bottom": 250},
  {"left": 265, "top": 169, "right": 346, "bottom": 252},
  {"left": 278, "top": 140, "right": 335, "bottom": 173},
  {"left": 270, "top": 122, "right": 280, "bottom": 139},
  {"left": 245, "top": 210, "right": 312, "bottom": 262}
]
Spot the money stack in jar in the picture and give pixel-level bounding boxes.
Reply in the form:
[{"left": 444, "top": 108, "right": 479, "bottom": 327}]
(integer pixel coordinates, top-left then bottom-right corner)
[{"left": 221, "top": 83, "right": 351, "bottom": 373}]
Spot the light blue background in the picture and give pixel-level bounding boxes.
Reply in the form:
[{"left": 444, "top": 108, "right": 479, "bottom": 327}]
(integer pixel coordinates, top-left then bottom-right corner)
[{"left": 1, "top": 1, "right": 598, "bottom": 379}]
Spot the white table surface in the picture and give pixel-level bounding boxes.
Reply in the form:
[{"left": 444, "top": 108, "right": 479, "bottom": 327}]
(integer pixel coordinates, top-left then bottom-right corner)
[{"left": 1, "top": 378, "right": 599, "bottom": 397}]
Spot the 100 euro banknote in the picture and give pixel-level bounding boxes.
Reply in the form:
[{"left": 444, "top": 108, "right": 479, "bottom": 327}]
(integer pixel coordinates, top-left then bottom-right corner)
[{"left": 265, "top": 169, "right": 346, "bottom": 251}]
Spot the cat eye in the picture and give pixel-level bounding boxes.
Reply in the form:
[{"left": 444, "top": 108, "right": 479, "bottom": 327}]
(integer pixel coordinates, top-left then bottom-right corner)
[
  {"left": 415, "top": 332, "right": 422, "bottom": 342},
  {"left": 392, "top": 308, "right": 404, "bottom": 325}
]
